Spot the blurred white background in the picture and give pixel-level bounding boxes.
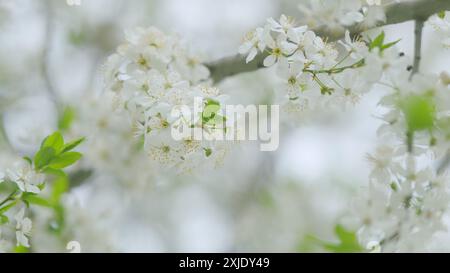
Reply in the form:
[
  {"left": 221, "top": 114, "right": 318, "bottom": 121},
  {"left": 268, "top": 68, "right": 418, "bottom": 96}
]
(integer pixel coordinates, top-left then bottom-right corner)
[{"left": 0, "top": 0, "right": 450, "bottom": 252}]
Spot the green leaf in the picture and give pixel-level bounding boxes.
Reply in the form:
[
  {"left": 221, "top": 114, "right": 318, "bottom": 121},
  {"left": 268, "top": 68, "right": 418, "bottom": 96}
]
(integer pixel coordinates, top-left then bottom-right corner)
[
  {"left": 41, "top": 131, "right": 64, "bottom": 153},
  {"left": 58, "top": 106, "right": 76, "bottom": 131},
  {"left": 205, "top": 98, "right": 220, "bottom": 106},
  {"left": 401, "top": 94, "right": 436, "bottom": 132},
  {"left": 61, "top": 137, "right": 85, "bottom": 153},
  {"left": 48, "top": 152, "right": 82, "bottom": 169},
  {"left": 369, "top": 31, "right": 400, "bottom": 53},
  {"left": 34, "top": 147, "right": 57, "bottom": 170},
  {"left": 202, "top": 99, "right": 226, "bottom": 127},
  {"left": 43, "top": 168, "right": 68, "bottom": 178},
  {"left": 322, "top": 225, "right": 363, "bottom": 253},
  {"left": 0, "top": 200, "right": 18, "bottom": 214},
  {"left": 369, "top": 31, "right": 385, "bottom": 51},
  {"left": 14, "top": 245, "right": 29, "bottom": 253},
  {"left": 203, "top": 99, "right": 221, "bottom": 121},
  {"left": 23, "top": 156, "right": 32, "bottom": 165},
  {"left": 22, "top": 194, "right": 52, "bottom": 208},
  {"left": 381, "top": 39, "right": 401, "bottom": 51}
]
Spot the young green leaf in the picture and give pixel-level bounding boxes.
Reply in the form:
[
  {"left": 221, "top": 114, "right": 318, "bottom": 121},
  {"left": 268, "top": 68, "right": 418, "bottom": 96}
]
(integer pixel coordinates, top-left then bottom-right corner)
[
  {"left": 204, "top": 148, "right": 212, "bottom": 157},
  {"left": 381, "top": 39, "right": 401, "bottom": 51},
  {"left": 48, "top": 152, "right": 82, "bottom": 169},
  {"left": 0, "top": 214, "right": 8, "bottom": 224},
  {"left": 34, "top": 147, "right": 57, "bottom": 170},
  {"left": 22, "top": 194, "right": 52, "bottom": 208},
  {"left": 322, "top": 225, "right": 364, "bottom": 253},
  {"left": 23, "top": 156, "right": 32, "bottom": 166},
  {"left": 203, "top": 101, "right": 221, "bottom": 123},
  {"left": 401, "top": 94, "right": 436, "bottom": 132},
  {"left": 40, "top": 131, "right": 64, "bottom": 153},
  {"left": 43, "top": 168, "right": 68, "bottom": 178},
  {"left": 369, "top": 31, "right": 400, "bottom": 53},
  {"left": 61, "top": 137, "right": 85, "bottom": 153},
  {"left": 14, "top": 245, "right": 29, "bottom": 253},
  {"left": 369, "top": 31, "right": 385, "bottom": 51}
]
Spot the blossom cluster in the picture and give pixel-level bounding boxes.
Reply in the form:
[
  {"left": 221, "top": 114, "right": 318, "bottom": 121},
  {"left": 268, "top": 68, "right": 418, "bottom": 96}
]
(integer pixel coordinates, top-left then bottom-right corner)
[
  {"left": 354, "top": 71, "right": 450, "bottom": 252},
  {"left": 240, "top": 11, "right": 450, "bottom": 252},
  {"left": 239, "top": 15, "right": 402, "bottom": 113},
  {"left": 428, "top": 11, "right": 450, "bottom": 48},
  {"left": 103, "top": 27, "right": 231, "bottom": 170}
]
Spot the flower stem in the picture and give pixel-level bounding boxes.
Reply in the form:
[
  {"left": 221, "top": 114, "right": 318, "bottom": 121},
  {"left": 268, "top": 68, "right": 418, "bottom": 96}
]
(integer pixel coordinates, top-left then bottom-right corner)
[
  {"left": 304, "top": 59, "right": 365, "bottom": 75},
  {"left": 331, "top": 51, "right": 351, "bottom": 69}
]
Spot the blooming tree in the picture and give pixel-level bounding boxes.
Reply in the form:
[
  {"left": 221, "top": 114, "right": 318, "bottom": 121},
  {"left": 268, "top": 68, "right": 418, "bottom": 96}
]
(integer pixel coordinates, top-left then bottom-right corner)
[{"left": 1, "top": 0, "right": 450, "bottom": 252}]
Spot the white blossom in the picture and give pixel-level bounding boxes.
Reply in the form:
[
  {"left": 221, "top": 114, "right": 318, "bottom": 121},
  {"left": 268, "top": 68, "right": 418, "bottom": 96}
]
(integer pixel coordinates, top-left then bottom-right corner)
[
  {"left": 6, "top": 161, "right": 44, "bottom": 194},
  {"left": 103, "top": 26, "right": 233, "bottom": 170},
  {"left": 428, "top": 11, "right": 450, "bottom": 48},
  {"left": 339, "top": 30, "right": 369, "bottom": 59},
  {"left": 239, "top": 27, "right": 268, "bottom": 63}
]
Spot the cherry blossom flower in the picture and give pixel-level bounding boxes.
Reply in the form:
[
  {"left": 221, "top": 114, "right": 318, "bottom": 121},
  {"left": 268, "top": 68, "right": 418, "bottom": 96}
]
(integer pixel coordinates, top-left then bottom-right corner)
[
  {"left": 428, "top": 11, "right": 450, "bottom": 47},
  {"left": 6, "top": 161, "right": 44, "bottom": 194},
  {"left": 239, "top": 27, "right": 268, "bottom": 63},
  {"left": 339, "top": 30, "right": 369, "bottom": 59},
  {"left": 103, "top": 26, "right": 233, "bottom": 169},
  {"left": 15, "top": 208, "right": 32, "bottom": 248}
]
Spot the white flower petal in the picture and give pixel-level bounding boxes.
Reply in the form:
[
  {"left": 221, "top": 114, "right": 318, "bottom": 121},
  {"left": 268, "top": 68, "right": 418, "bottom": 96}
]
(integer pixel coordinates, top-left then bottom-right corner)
[
  {"left": 246, "top": 48, "right": 258, "bottom": 63},
  {"left": 263, "top": 55, "right": 277, "bottom": 67},
  {"left": 238, "top": 42, "right": 252, "bottom": 55}
]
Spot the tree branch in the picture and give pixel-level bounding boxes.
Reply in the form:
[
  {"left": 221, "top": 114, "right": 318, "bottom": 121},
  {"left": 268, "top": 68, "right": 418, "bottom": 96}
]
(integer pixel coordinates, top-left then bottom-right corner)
[
  {"left": 207, "top": 0, "right": 450, "bottom": 83},
  {"left": 411, "top": 19, "right": 424, "bottom": 77}
]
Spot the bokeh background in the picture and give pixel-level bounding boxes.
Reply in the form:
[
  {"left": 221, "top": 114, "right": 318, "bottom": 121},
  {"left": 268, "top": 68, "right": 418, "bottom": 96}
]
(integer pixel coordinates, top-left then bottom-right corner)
[{"left": 0, "top": 0, "right": 450, "bottom": 252}]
